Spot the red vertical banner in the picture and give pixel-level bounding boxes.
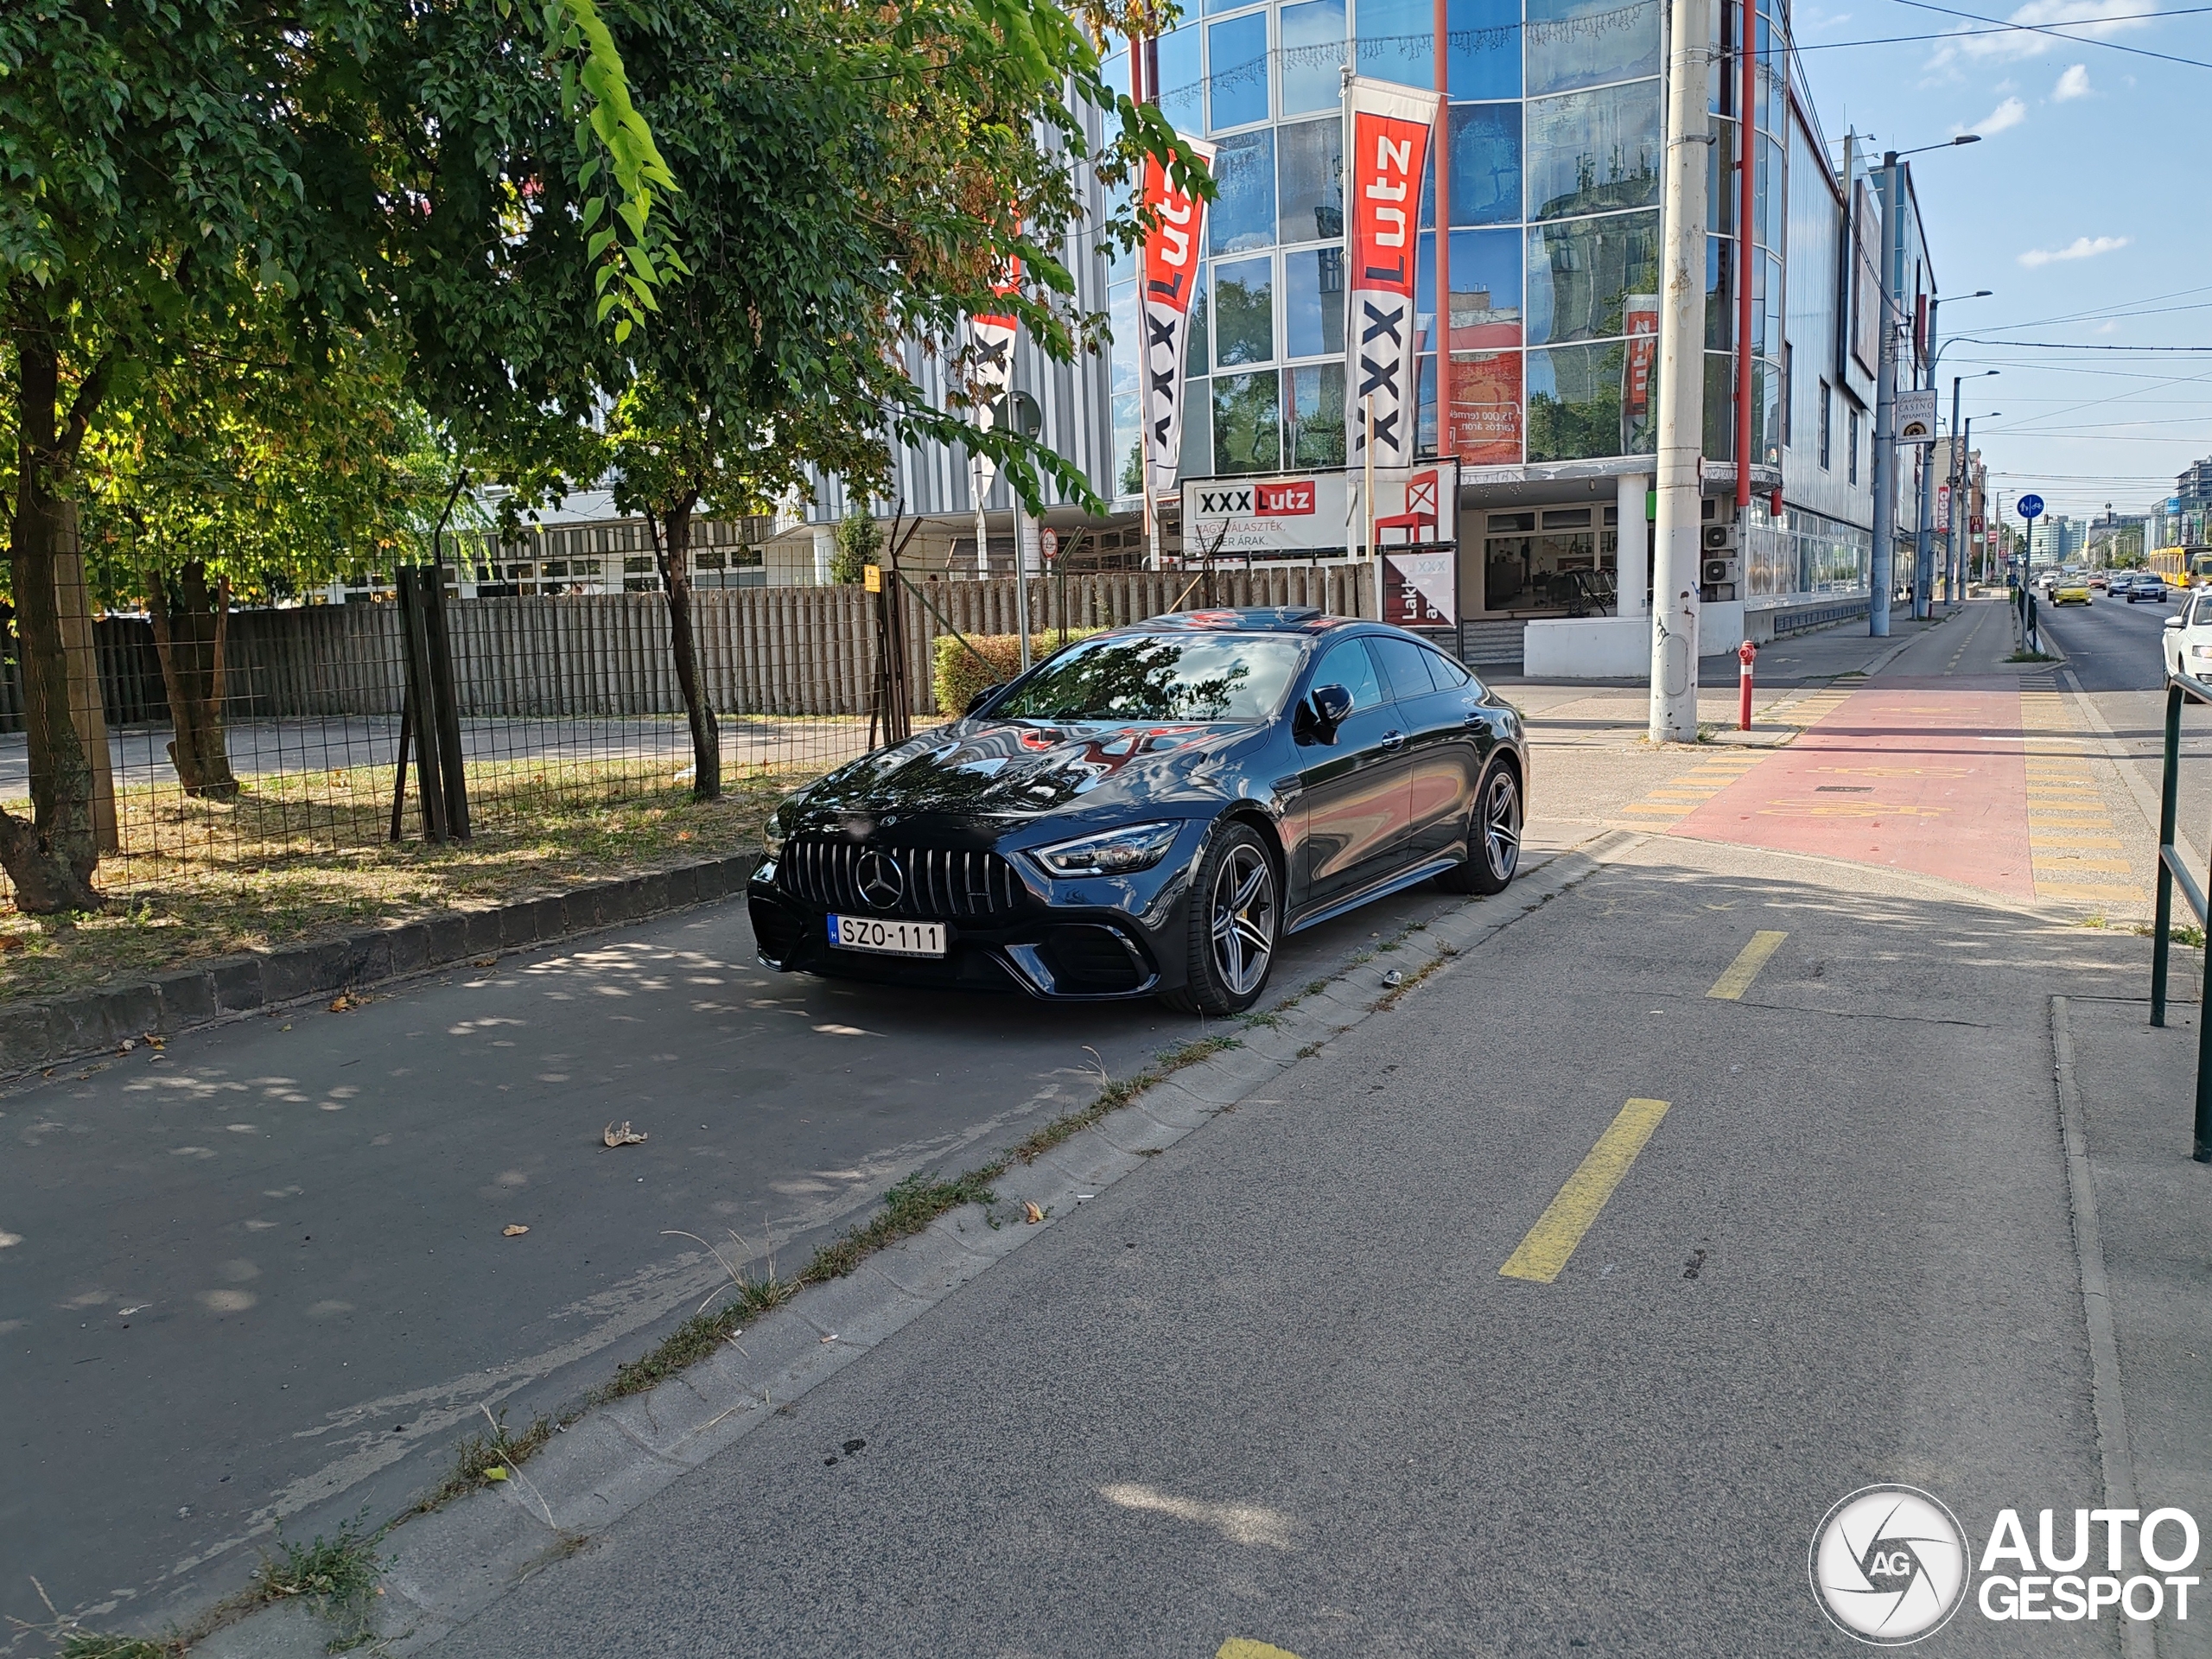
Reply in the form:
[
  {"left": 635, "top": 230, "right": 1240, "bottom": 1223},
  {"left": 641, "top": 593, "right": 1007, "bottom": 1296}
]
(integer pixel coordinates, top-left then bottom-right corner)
[
  {"left": 1140, "top": 140, "right": 1215, "bottom": 494},
  {"left": 1622, "top": 293, "right": 1659, "bottom": 453},
  {"left": 966, "top": 240, "right": 1023, "bottom": 499},
  {"left": 1344, "top": 77, "right": 1443, "bottom": 471}
]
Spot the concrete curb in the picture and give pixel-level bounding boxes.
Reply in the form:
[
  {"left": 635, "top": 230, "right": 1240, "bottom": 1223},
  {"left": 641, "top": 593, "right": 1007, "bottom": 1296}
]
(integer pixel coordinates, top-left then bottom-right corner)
[
  {"left": 0, "top": 854, "right": 761, "bottom": 1083},
  {"left": 188, "top": 832, "right": 1633, "bottom": 1658}
]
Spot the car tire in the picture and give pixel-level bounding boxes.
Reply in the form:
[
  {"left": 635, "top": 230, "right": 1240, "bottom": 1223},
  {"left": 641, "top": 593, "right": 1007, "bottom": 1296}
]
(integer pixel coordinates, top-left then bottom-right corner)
[
  {"left": 1160, "top": 821, "right": 1280, "bottom": 1016},
  {"left": 1436, "top": 760, "right": 1522, "bottom": 896}
]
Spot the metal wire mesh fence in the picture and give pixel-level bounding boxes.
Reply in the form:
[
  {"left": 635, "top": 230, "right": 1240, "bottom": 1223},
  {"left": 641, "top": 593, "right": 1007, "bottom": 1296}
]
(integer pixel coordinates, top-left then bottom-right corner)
[{"left": 0, "top": 563, "right": 1375, "bottom": 912}]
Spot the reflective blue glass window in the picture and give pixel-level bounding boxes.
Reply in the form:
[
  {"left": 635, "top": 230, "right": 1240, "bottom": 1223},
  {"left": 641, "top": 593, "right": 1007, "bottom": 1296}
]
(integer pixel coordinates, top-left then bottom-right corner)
[
  {"left": 1212, "top": 371, "right": 1284, "bottom": 473},
  {"left": 1525, "top": 0, "right": 1661, "bottom": 97},
  {"left": 1209, "top": 129, "right": 1277, "bottom": 255},
  {"left": 1448, "top": 102, "right": 1521, "bottom": 226},
  {"left": 1448, "top": 0, "right": 1521, "bottom": 99},
  {"left": 1526, "top": 339, "right": 1649, "bottom": 461},
  {"left": 1157, "top": 25, "right": 1205, "bottom": 135},
  {"left": 1214, "top": 257, "right": 1275, "bottom": 367},
  {"left": 1277, "top": 118, "right": 1344, "bottom": 244},
  {"left": 1209, "top": 11, "right": 1271, "bottom": 130},
  {"left": 1417, "top": 228, "right": 1523, "bottom": 349},
  {"left": 1109, "top": 281, "right": 1142, "bottom": 495},
  {"left": 1103, "top": 175, "right": 1136, "bottom": 283},
  {"left": 1287, "top": 363, "right": 1348, "bottom": 464},
  {"left": 1525, "top": 81, "right": 1662, "bottom": 219},
  {"left": 1189, "top": 260, "right": 1211, "bottom": 366},
  {"left": 1524, "top": 209, "right": 1659, "bottom": 345},
  {"left": 1355, "top": 0, "right": 1433, "bottom": 90},
  {"left": 1285, "top": 247, "right": 1347, "bottom": 357},
  {"left": 1281, "top": 0, "right": 1348, "bottom": 114},
  {"left": 1180, "top": 378, "right": 1214, "bottom": 479}
]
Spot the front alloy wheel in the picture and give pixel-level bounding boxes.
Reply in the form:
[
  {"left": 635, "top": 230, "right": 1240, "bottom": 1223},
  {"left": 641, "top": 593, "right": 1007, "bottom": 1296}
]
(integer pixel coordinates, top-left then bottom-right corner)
[
  {"left": 1164, "top": 823, "right": 1279, "bottom": 1015},
  {"left": 1439, "top": 760, "right": 1521, "bottom": 895}
]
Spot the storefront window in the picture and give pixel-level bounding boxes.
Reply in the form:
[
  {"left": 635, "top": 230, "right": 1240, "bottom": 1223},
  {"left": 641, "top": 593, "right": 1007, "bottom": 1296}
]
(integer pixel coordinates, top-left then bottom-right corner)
[
  {"left": 1480, "top": 507, "right": 1616, "bottom": 611},
  {"left": 1705, "top": 235, "right": 1732, "bottom": 350},
  {"left": 1212, "top": 370, "right": 1283, "bottom": 473},
  {"left": 1526, "top": 338, "right": 1650, "bottom": 461},
  {"left": 1209, "top": 130, "right": 1277, "bottom": 255},
  {"left": 1209, "top": 11, "right": 1271, "bottom": 130},
  {"left": 1524, "top": 208, "right": 1658, "bottom": 345},
  {"left": 1277, "top": 118, "right": 1344, "bottom": 244},
  {"left": 1526, "top": 81, "right": 1662, "bottom": 219},
  {"left": 1110, "top": 279, "right": 1141, "bottom": 496},
  {"left": 1287, "top": 363, "right": 1347, "bottom": 464},
  {"left": 1525, "top": 0, "right": 1660, "bottom": 96},
  {"left": 1448, "top": 0, "right": 1522, "bottom": 99},
  {"left": 1188, "top": 260, "right": 1211, "bottom": 365},
  {"left": 1447, "top": 350, "right": 1523, "bottom": 464},
  {"left": 1181, "top": 378, "right": 1214, "bottom": 480},
  {"left": 1284, "top": 247, "right": 1346, "bottom": 357},
  {"left": 1280, "top": 0, "right": 1347, "bottom": 114},
  {"left": 1158, "top": 25, "right": 1205, "bottom": 135},
  {"left": 1214, "top": 257, "right": 1274, "bottom": 366},
  {"left": 1354, "top": 0, "right": 1433, "bottom": 89},
  {"left": 1448, "top": 103, "right": 1522, "bottom": 226}
]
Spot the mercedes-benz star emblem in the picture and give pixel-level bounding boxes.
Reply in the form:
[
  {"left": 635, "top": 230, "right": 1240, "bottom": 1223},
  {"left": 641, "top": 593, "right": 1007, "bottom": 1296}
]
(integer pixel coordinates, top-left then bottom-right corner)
[{"left": 855, "top": 849, "right": 905, "bottom": 910}]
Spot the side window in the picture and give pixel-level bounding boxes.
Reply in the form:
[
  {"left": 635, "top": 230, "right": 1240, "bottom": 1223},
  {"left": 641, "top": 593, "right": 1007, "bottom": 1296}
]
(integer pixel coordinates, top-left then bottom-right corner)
[
  {"left": 1370, "top": 636, "right": 1440, "bottom": 702},
  {"left": 1424, "top": 647, "right": 1472, "bottom": 690},
  {"left": 1313, "top": 638, "right": 1384, "bottom": 711}
]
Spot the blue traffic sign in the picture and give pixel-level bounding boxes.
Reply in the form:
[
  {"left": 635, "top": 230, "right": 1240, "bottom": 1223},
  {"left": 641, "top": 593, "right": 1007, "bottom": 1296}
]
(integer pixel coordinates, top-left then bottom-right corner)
[{"left": 2018, "top": 493, "right": 2044, "bottom": 520}]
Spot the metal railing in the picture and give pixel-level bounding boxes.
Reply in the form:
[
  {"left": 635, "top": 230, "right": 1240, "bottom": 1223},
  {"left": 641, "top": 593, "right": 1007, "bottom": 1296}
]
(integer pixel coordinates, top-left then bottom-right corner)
[{"left": 2149, "top": 666, "right": 2212, "bottom": 1161}]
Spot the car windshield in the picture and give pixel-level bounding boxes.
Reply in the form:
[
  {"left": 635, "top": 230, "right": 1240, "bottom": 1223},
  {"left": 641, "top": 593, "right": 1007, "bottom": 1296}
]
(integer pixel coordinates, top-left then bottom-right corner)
[{"left": 988, "top": 633, "right": 1306, "bottom": 723}]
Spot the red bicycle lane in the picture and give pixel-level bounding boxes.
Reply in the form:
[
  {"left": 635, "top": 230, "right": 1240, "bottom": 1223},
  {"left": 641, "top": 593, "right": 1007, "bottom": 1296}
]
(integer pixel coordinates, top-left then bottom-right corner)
[{"left": 1664, "top": 678, "right": 2034, "bottom": 899}]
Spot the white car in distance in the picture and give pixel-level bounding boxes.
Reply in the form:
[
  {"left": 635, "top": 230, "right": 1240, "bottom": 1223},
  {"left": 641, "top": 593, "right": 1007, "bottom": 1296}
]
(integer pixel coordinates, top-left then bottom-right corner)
[{"left": 2162, "top": 591, "right": 2212, "bottom": 680}]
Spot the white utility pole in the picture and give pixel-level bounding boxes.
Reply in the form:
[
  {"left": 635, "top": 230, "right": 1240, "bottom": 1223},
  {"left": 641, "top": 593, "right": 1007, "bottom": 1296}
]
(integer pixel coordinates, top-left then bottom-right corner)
[{"left": 1649, "top": 0, "right": 1712, "bottom": 743}]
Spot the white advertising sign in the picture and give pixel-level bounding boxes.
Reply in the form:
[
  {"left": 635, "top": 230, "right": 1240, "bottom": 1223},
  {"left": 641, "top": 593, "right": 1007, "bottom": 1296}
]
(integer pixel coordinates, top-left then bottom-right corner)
[
  {"left": 1181, "top": 462, "right": 1459, "bottom": 558},
  {"left": 1895, "top": 389, "right": 1938, "bottom": 444}
]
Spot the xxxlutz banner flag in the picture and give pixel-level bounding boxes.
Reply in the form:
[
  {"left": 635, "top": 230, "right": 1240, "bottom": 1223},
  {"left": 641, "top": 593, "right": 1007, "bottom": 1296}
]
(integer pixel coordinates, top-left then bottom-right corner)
[
  {"left": 1344, "top": 77, "right": 1442, "bottom": 471},
  {"left": 967, "top": 249, "right": 1023, "bottom": 503},
  {"left": 1141, "top": 138, "right": 1216, "bottom": 495}
]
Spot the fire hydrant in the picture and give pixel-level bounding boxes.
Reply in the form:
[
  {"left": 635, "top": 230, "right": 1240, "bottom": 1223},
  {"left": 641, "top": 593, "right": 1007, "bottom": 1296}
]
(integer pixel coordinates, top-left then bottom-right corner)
[{"left": 1737, "top": 638, "right": 1758, "bottom": 732}]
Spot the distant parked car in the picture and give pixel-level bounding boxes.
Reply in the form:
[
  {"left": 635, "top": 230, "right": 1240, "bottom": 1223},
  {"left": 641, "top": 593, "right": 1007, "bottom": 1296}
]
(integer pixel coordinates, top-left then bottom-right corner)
[{"left": 2164, "top": 592, "right": 2212, "bottom": 678}]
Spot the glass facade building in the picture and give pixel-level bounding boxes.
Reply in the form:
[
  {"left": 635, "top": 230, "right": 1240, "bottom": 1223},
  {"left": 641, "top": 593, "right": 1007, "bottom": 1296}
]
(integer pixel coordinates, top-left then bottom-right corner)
[{"left": 1104, "top": 0, "right": 1789, "bottom": 496}]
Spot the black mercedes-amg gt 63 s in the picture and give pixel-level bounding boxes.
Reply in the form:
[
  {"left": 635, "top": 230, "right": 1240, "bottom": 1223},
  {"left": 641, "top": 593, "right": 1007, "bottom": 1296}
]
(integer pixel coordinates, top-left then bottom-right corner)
[{"left": 747, "top": 607, "right": 1528, "bottom": 1014}]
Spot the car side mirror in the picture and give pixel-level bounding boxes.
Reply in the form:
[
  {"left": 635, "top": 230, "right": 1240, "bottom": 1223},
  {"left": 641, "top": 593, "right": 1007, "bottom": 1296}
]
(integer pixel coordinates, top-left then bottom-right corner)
[
  {"left": 2166, "top": 614, "right": 2185, "bottom": 630},
  {"left": 1298, "top": 683, "right": 1354, "bottom": 746},
  {"left": 964, "top": 683, "right": 1007, "bottom": 716}
]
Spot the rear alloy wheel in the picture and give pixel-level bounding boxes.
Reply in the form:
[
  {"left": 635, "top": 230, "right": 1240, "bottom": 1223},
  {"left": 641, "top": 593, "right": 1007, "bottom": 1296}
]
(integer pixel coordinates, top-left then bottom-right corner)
[
  {"left": 1163, "top": 823, "right": 1279, "bottom": 1015},
  {"left": 1437, "top": 760, "right": 1521, "bottom": 894}
]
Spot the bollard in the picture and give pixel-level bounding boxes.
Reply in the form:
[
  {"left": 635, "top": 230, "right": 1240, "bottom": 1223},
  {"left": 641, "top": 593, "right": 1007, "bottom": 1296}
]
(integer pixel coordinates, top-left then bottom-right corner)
[{"left": 1737, "top": 639, "right": 1757, "bottom": 732}]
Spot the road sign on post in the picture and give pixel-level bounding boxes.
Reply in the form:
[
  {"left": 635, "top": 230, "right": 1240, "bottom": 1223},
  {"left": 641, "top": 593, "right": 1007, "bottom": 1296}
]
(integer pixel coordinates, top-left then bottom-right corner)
[{"left": 2018, "top": 494, "right": 2044, "bottom": 521}]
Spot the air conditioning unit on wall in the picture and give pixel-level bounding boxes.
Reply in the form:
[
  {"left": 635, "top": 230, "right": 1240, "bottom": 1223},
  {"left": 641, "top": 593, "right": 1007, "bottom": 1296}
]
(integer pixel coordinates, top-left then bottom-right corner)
[
  {"left": 1702, "top": 524, "right": 1739, "bottom": 553},
  {"left": 1702, "top": 556, "right": 1741, "bottom": 587}
]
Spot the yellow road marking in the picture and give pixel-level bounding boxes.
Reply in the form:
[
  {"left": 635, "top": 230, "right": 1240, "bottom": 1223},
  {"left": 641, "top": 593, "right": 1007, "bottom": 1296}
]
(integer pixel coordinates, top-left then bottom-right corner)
[
  {"left": 1500, "top": 1098, "right": 1673, "bottom": 1284},
  {"left": 1219, "top": 1643, "right": 1301, "bottom": 1659},
  {"left": 1707, "top": 930, "right": 1789, "bottom": 999}
]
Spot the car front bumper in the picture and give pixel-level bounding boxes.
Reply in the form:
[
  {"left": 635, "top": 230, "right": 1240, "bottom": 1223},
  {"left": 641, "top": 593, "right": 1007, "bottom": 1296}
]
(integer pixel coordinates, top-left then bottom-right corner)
[{"left": 746, "top": 856, "right": 1199, "bottom": 1001}]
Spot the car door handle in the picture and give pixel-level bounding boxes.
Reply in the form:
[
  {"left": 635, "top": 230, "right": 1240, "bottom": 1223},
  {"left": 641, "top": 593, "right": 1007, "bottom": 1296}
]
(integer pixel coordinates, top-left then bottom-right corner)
[
  {"left": 1379, "top": 730, "right": 1406, "bottom": 751},
  {"left": 1463, "top": 712, "right": 1491, "bottom": 733}
]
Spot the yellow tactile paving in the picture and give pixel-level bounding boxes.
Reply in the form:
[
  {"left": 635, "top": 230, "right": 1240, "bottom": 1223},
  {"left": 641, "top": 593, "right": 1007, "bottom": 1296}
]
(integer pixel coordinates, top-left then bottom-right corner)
[
  {"left": 2019, "top": 684, "right": 2145, "bottom": 913},
  {"left": 1611, "top": 683, "right": 1861, "bottom": 825}
]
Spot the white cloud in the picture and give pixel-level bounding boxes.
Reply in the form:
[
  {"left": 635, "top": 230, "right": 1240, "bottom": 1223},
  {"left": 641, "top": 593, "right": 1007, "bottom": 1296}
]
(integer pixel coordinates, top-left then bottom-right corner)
[
  {"left": 2052, "top": 62, "right": 2093, "bottom": 98},
  {"left": 2018, "top": 234, "right": 2131, "bottom": 267},
  {"left": 1956, "top": 96, "right": 2030, "bottom": 135},
  {"left": 1924, "top": 0, "right": 2159, "bottom": 75},
  {"left": 2094, "top": 319, "right": 2121, "bottom": 334}
]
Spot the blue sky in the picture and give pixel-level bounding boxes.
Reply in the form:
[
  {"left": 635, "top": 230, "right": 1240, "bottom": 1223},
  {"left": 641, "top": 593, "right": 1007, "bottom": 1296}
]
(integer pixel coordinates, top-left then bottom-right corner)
[{"left": 1789, "top": 0, "right": 2211, "bottom": 522}]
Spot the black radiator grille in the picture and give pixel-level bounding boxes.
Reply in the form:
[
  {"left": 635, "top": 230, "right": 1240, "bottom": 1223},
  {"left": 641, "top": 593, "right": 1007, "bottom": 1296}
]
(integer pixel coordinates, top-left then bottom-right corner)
[{"left": 779, "top": 838, "right": 1024, "bottom": 919}]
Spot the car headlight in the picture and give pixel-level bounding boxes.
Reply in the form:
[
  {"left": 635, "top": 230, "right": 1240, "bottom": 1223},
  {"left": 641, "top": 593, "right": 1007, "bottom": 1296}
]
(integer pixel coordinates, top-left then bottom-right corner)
[
  {"left": 2192, "top": 645, "right": 2212, "bottom": 661},
  {"left": 1028, "top": 821, "right": 1182, "bottom": 878},
  {"left": 761, "top": 809, "right": 788, "bottom": 857}
]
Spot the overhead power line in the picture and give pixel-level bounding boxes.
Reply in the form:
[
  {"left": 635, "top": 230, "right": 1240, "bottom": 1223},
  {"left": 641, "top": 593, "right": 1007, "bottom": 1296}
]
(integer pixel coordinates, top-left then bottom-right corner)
[
  {"left": 1885, "top": 0, "right": 2212, "bottom": 70},
  {"left": 1794, "top": 3, "right": 2212, "bottom": 51}
]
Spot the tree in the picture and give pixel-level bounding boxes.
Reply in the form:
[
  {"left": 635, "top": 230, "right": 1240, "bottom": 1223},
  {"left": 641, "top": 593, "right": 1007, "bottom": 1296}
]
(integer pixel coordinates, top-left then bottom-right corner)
[
  {"left": 442, "top": 0, "right": 1198, "bottom": 801},
  {"left": 0, "top": 0, "right": 677, "bottom": 910},
  {"left": 831, "top": 508, "right": 882, "bottom": 585},
  {"left": 74, "top": 308, "right": 455, "bottom": 797}
]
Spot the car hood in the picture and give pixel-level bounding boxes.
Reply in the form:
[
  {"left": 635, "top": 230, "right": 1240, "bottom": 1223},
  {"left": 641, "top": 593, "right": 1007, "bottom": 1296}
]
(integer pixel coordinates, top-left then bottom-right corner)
[{"left": 785, "top": 718, "right": 1261, "bottom": 830}]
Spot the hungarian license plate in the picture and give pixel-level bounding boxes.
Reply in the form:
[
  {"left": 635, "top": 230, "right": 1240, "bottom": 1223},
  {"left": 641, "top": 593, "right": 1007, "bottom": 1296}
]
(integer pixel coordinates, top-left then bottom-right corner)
[{"left": 829, "top": 914, "right": 946, "bottom": 957}]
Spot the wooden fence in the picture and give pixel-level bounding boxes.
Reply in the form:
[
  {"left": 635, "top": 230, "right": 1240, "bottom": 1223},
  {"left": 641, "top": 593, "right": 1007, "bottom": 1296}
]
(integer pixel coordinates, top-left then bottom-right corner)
[{"left": 1, "top": 565, "right": 1378, "bottom": 732}]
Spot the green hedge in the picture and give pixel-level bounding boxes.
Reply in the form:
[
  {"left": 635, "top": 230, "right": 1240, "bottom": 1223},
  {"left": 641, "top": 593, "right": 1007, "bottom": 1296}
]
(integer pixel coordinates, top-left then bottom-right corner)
[{"left": 932, "top": 629, "right": 1103, "bottom": 717}]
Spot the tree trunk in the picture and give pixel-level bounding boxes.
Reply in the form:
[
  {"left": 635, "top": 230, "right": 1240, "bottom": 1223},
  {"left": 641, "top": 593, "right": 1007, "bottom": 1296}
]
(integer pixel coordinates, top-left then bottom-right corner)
[
  {"left": 652, "top": 497, "right": 721, "bottom": 801},
  {"left": 3, "top": 319, "right": 106, "bottom": 912},
  {"left": 145, "top": 561, "right": 242, "bottom": 798}
]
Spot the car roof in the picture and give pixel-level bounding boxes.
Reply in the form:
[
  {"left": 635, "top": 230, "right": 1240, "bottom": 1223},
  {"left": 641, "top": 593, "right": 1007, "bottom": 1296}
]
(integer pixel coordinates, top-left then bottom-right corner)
[{"left": 1122, "top": 607, "right": 1358, "bottom": 635}]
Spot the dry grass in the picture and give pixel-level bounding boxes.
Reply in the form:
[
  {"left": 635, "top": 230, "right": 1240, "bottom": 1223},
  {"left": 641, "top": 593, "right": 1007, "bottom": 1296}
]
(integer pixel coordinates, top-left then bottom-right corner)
[{"left": 0, "top": 758, "right": 815, "bottom": 1005}]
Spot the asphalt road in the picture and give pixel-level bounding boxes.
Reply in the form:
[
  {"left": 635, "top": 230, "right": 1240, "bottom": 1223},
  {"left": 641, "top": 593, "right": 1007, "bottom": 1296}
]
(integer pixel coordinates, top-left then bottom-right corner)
[
  {"left": 2037, "top": 588, "right": 2212, "bottom": 860},
  {"left": 0, "top": 855, "right": 1510, "bottom": 1643},
  {"left": 423, "top": 830, "right": 2144, "bottom": 1657}
]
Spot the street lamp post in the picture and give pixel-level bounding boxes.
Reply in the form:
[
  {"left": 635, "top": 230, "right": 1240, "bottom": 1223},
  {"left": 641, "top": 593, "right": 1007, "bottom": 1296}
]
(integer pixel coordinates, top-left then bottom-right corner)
[
  {"left": 1871, "top": 138, "right": 1980, "bottom": 637},
  {"left": 1957, "top": 410, "right": 1995, "bottom": 586},
  {"left": 1944, "top": 369, "right": 1998, "bottom": 599},
  {"left": 1912, "top": 291, "right": 1993, "bottom": 616}
]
